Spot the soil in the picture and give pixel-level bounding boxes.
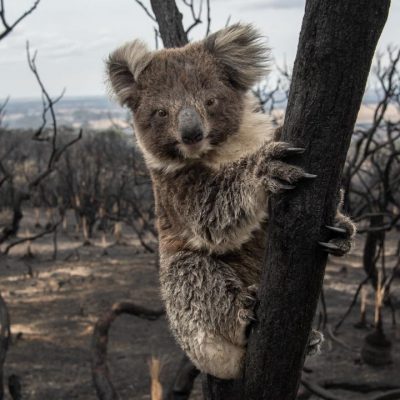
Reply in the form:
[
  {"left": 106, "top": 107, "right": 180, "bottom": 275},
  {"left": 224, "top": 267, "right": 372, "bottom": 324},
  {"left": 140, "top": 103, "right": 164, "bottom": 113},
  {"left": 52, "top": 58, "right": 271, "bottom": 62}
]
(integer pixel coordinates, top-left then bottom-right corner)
[{"left": 0, "top": 209, "right": 399, "bottom": 400}]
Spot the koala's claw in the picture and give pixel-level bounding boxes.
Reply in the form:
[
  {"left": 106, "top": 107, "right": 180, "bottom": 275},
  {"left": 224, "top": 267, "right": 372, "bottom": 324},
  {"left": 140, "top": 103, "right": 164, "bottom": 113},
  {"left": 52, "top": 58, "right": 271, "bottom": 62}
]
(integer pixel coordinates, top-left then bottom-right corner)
[
  {"left": 275, "top": 182, "right": 296, "bottom": 190},
  {"left": 307, "top": 329, "right": 324, "bottom": 356},
  {"left": 257, "top": 142, "right": 316, "bottom": 194},
  {"left": 238, "top": 309, "right": 257, "bottom": 323},
  {"left": 287, "top": 147, "right": 306, "bottom": 154},
  {"left": 319, "top": 243, "right": 345, "bottom": 257},
  {"left": 319, "top": 216, "right": 355, "bottom": 257},
  {"left": 303, "top": 173, "right": 318, "bottom": 179},
  {"left": 319, "top": 241, "right": 342, "bottom": 252},
  {"left": 325, "top": 225, "right": 347, "bottom": 234}
]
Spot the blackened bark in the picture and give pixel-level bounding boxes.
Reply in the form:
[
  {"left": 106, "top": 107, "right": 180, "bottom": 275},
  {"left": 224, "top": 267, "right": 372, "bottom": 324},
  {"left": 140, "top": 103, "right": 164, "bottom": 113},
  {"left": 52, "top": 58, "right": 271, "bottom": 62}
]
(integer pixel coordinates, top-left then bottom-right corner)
[
  {"left": 150, "top": 0, "right": 188, "bottom": 48},
  {"left": 242, "top": 1, "right": 390, "bottom": 400}
]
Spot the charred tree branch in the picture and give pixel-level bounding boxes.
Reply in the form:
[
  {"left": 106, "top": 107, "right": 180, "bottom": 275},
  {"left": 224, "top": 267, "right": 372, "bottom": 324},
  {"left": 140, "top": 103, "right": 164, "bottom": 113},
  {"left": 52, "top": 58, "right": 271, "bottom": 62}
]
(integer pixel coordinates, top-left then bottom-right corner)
[
  {"left": 0, "top": 0, "right": 40, "bottom": 41},
  {"left": 91, "top": 302, "right": 164, "bottom": 400}
]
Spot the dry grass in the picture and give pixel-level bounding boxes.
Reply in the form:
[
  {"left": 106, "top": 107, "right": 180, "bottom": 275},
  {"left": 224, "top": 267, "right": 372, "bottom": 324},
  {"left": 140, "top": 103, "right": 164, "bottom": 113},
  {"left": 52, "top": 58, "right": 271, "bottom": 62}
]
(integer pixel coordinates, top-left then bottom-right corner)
[{"left": 149, "top": 357, "right": 163, "bottom": 400}]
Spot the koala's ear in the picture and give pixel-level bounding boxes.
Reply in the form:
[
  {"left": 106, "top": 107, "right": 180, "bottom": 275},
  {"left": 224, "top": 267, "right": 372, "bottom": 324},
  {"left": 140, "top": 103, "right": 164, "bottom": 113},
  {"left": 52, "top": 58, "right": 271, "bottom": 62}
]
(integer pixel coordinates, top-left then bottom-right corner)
[
  {"left": 106, "top": 40, "right": 153, "bottom": 107},
  {"left": 203, "top": 23, "right": 270, "bottom": 90}
]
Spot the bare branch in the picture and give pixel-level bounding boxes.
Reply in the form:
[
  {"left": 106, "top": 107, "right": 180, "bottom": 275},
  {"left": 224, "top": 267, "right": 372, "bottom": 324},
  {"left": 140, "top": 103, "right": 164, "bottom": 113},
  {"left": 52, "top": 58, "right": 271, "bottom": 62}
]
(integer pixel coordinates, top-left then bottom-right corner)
[
  {"left": 26, "top": 41, "right": 64, "bottom": 152},
  {"left": 0, "top": 0, "right": 41, "bottom": 41},
  {"left": 165, "top": 354, "right": 199, "bottom": 400},
  {"left": 91, "top": 302, "right": 164, "bottom": 400},
  {"left": 134, "top": 0, "right": 156, "bottom": 22},
  {"left": 0, "top": 95, "right": 9, "bottom": 126},
  {"left": 205, "top": 0, "right": 211, "bottom": 36},
  {"left": 181, "top": 0, "right": 203, "bottom": 36},
  {"left": 301, "top": 379, "right": 341, "bottom": 400},
  {"left": 25, "top": 43, "right": 83, "bottom": 189},
  {"left": 2, "top": 220, "right": 61, "bottom": 255}
]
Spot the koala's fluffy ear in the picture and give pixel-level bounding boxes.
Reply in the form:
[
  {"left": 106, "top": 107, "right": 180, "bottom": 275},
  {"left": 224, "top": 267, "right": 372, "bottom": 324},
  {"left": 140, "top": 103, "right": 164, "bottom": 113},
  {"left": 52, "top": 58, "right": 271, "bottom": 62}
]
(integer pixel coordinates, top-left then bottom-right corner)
[
  {"left": 203, "top": 23, "right": 269, "bottom": 90},
  {"left": 106, "top": 40, "right": 153, "bottom": 107}
]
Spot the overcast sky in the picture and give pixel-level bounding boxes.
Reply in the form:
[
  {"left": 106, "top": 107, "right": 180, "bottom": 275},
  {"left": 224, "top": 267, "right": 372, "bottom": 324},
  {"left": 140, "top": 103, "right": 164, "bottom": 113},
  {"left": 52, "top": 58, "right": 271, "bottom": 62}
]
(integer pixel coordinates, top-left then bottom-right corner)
[{"left": 1, "top": 0, "right": 399, "bottom": 99}]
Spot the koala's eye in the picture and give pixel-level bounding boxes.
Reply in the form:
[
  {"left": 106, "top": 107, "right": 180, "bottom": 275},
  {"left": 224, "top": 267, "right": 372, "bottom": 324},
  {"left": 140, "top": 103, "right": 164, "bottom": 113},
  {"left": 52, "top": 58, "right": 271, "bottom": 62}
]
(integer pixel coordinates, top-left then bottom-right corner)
[
  {"left": 157, "top": 109, "right": 167, "bottom": 117},
  {"left": 206, "top": 98, "right": 216, "bottom": 107}
]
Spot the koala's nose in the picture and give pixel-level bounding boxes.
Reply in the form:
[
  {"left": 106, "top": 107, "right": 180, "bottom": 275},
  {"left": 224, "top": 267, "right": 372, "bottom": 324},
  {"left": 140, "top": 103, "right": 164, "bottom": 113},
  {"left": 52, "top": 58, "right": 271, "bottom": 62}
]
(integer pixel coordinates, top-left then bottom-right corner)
[{"left": 178, "top": 107, "right": 204, "bottom": 145}]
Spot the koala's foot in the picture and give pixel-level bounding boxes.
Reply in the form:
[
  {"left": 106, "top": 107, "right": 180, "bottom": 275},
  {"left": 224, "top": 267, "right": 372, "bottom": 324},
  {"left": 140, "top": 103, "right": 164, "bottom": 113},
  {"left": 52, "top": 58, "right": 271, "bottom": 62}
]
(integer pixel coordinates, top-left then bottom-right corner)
[
  {"left": 256, "top": 142, "right": 316, "bottom": 193},
  {"left": 307, "top": 329, "right": 324, "bottom": 356},
  {"left": 236, "top": 284, "right": 259, "bottom": 344},
  {"left": 319, "top": 213, "right": 356, "bottom": 257},
  {"left": 237, "top": 284, "right": 259, "bottom": 324}
]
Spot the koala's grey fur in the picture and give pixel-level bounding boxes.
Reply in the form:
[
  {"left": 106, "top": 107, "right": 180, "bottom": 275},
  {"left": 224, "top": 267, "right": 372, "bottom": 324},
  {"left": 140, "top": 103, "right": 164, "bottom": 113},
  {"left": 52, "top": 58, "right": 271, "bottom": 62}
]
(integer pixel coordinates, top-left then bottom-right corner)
[{"left": 107, "top": 23, "right": 355, "bottom": 379}]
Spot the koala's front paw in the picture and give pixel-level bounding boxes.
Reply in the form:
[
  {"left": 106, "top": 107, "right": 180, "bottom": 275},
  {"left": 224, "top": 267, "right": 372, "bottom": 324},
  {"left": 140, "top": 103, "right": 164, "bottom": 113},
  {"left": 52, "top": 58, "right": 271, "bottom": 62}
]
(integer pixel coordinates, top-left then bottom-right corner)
[
  {"left": 255, "top": 142, "right": 316, "bottom": 193},
  {"left": 307, "top": 329, "right": 324, "bottom": 356},
  {"left": 319, "top": 213, "right": 356, "bottom": 257}
]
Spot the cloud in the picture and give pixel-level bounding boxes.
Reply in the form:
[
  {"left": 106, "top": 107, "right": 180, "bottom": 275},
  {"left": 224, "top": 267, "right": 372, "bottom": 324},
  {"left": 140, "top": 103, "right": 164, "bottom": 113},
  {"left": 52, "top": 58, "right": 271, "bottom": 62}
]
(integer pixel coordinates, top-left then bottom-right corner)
[
  {"left": 242, "top": 0, "right": 305, "bottom": 10},
  {"left": 0, "top": 30, "right": 118, "bottom": 65}
]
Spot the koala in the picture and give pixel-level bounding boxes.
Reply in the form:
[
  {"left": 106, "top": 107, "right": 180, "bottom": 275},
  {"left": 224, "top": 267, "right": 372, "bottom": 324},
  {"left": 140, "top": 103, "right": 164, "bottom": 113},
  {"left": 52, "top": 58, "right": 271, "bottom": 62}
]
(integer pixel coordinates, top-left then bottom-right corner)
[{"left": 107, "top": 24, "right": 355, "bottom": 379}]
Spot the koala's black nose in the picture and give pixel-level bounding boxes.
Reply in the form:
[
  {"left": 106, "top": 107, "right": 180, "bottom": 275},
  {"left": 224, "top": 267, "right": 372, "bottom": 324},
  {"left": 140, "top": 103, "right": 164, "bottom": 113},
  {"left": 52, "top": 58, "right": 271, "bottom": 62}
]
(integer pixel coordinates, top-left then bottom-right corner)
[{"left": 178, "top": 107, "right": 204, "bottom": 145}]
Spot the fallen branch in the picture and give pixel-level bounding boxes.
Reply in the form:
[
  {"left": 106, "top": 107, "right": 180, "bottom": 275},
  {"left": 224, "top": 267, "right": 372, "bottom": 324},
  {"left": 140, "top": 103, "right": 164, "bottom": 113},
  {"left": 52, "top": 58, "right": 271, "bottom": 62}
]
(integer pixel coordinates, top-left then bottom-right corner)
[
  {"left": 2, "top": 220, "right": 61, "bottom": 255},
  {"left": 91, "top": 301, "right": 164, "bottom": 400},
  {"left": 371, "top": 390, "right": 400, "bottom": 400},
  {"left": 323, "top": 379, "right": 400, "bottom": 393},
  {"left": 325, "top": 324, "right": 358, "bottom": 353},
  {"left": 301, "top": 378, "right": 400, "bottom": 400},
  {"left": 164, "top": 354, "right": 199, "bottom": 400},
  {"left": 301, "top": 379, "right": 341, "bottom": 400}
]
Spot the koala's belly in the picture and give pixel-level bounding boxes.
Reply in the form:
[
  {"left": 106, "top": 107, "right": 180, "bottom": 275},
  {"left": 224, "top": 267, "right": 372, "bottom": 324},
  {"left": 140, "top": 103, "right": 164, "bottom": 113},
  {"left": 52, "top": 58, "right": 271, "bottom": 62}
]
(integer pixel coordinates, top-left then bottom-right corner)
[{"left": 159, "top": 223, "right": 267, "bottom": 287}]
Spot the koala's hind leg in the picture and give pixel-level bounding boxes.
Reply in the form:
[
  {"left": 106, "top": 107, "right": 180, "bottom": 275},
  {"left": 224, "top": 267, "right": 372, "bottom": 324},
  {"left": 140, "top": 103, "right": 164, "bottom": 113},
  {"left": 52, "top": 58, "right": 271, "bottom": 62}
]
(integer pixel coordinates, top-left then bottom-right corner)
[
  {"left": 307, "top": 329, "right": 324, "bottom": 356},
  {"left": 159, "top": 250, "right": 254, "bottom": 379},
  {"left": 319, "top": 191, "right": 356, "bottom": 257}
]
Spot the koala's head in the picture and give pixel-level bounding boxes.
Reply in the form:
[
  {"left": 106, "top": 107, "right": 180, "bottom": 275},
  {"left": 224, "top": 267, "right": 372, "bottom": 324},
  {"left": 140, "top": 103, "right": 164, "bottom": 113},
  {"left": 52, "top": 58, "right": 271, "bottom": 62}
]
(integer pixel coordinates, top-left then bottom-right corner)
[{"left": 107, "top": 24, "right": 269, "bottom": 169}]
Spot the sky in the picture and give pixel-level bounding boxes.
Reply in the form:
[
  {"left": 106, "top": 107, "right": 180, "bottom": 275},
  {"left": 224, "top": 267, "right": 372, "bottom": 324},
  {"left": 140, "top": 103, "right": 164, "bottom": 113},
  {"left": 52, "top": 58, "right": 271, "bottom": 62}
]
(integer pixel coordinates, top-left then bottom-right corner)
[{"left": 0, "top": 0, "right": 399, "bottom": 99}]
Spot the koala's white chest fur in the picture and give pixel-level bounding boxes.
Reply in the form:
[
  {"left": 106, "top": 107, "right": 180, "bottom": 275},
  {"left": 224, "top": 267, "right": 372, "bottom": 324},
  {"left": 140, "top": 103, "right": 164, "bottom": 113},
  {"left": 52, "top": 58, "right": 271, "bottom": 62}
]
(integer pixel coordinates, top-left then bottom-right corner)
[
  {"left": 188, "top": 94, "right": 273, "bottom": 254},
  {"left": 205, "top": 94, "right": 274, "bottom": 169}
]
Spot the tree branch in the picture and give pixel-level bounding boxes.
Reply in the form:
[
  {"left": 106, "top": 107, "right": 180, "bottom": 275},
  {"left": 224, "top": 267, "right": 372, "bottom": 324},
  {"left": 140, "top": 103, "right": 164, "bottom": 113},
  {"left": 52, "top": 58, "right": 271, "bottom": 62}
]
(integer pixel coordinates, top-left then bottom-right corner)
[
  {"left": 149, "top": 0, "right": 188, "bottom": 48},
  {"left": 91, "top": 301, "right": 164, "bottom": 400},
  {"left": 2, "top": 220, "right": 61, "bottom": 255},
  {"left": 0, "top": 0, "right": 40, "bottom": 41},
  {"left": 134, "top": 0, "right": 156, "bottom": 22}
]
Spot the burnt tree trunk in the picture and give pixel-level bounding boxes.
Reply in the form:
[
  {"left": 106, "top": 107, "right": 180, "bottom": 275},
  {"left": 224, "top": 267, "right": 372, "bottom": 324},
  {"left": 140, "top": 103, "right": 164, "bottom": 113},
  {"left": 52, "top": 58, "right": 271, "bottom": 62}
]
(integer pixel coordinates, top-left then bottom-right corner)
[
  {"left": 150, "top": 0, "right": 390, "bottom": 399},
  {"left": 150, "top": 0, "right": 188, "bottom": 48},
  {"left": 241, "top": 1, "right": 390, "bottom": 399}
]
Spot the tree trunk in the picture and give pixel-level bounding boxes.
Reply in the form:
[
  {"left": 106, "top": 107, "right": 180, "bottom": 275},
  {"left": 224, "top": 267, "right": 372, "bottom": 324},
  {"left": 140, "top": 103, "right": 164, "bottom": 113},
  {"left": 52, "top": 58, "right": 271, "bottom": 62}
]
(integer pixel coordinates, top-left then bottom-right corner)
[
  {"left": 241, "top": 1, "right": 390, "bottom": 399},
  {"left": 150, "top": 0, "right": 390, "bottom": 399},
  {"left": 150, "top": 0, "right": 188, "bottom": 48}
]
